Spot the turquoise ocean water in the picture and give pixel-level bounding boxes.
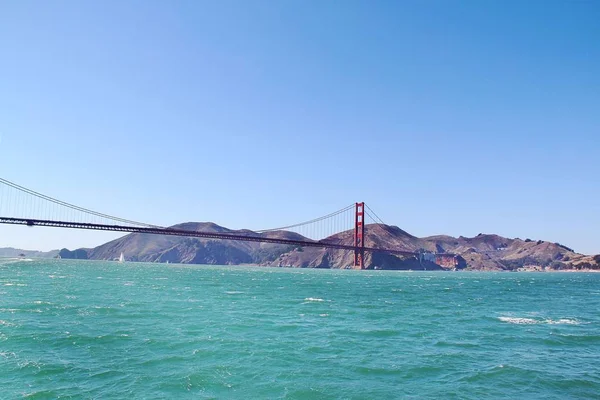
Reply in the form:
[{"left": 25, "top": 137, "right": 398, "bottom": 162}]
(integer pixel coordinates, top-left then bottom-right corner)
[{"left": 1, "top": 259, "right": 599, "bottom": 399}]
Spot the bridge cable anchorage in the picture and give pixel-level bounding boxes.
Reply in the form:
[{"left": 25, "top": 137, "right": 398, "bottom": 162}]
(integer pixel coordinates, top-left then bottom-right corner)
[{"left": 0, "top": 177, "right": 161, "bottom": 228}]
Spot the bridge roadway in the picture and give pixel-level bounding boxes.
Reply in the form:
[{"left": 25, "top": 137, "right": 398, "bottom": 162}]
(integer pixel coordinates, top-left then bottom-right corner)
[{"left": 0, "top": 216, "right": 445, "bottom": 258}]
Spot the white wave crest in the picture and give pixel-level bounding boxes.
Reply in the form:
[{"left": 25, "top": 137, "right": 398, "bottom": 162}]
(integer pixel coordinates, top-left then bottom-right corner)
[
  {"left": 547, "top": 318, "right": 580, "bottom": 325},
  {"left": 304, "top": 298, "right": 324, "bottom": 302},
  {"left": 498, "top": 316, "right": 580, "bottom": 325},
  {"left": 498, "top": 317, "right": 538, "bottom": 324}
]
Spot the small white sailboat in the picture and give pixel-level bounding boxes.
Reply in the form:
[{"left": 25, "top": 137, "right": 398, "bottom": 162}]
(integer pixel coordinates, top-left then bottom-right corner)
[{"left": 118, "top": 252, "right": 125, "bottom": 263}]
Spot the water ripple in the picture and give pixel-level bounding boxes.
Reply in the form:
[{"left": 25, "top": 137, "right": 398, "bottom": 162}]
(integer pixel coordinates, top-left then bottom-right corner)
[{"left": 0, "top": 261, "right": 598, "bottom": 398}]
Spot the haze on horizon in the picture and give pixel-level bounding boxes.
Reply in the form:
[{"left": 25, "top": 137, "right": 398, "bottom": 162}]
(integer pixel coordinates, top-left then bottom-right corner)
[{"left": 0, "top": 1, "right": 598, "bottom": 254}]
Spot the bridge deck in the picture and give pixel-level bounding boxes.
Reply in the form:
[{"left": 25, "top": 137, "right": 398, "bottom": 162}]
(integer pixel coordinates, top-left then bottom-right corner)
[{"left": 0, "top": 217, "right": 437, "bottom": 258}]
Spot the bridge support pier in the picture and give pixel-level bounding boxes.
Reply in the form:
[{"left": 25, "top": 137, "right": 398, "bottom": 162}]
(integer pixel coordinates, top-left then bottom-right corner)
[{"left": 354, "top": 202, "right": 365, "bottom": 269}]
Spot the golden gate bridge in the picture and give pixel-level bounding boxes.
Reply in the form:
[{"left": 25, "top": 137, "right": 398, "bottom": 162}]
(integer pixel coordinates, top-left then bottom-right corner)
[{"left": 0, "top": 177, "right": 456, "bottom": 269}]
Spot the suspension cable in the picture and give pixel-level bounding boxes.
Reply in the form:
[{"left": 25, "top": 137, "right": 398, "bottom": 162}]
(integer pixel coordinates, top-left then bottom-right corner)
[
  {"left": 364, "top": 208, "right": 396, "bottom": 240},
  {"left": 365, "top": 204, "right": 387, "bottom": 225},
  {"left": 256, "top": 204, "right": 355, "bottom": 233},
  {"left": 0, "top": 177, "right": 161, "bottom": 228}
]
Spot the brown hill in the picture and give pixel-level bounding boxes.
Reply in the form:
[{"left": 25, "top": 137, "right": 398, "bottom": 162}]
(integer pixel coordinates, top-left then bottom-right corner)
[
  {"left": 63, "top": 222, "right": 599, "bottom": 271},
  {"left": 87, "top": 222, "right": 300, "bottom": 265},
  {"left": 420, "top": 233, "right": 591, "bottom": 271}
]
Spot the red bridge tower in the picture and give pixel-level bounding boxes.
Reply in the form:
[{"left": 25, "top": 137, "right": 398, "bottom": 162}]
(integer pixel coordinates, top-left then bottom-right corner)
[{"left": 354, "top": 202, "right": 365, "bottom": 269}]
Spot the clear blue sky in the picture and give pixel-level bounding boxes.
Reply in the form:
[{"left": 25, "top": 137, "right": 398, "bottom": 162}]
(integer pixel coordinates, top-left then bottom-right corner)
[{"left": 0, "top": 1, "right": 598, "bottom": 254}]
